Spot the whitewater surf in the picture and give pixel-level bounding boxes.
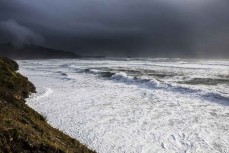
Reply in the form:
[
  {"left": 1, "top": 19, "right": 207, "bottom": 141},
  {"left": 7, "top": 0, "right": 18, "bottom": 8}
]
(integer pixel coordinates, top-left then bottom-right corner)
[{"left": 18, "top": 58, "right": 229, "bottom": 153}]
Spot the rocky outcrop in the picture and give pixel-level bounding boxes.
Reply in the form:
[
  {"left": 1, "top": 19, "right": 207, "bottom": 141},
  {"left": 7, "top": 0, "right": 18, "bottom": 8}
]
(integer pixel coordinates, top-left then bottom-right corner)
[
  {"left": 0, "top": 57, "right": 35, "bottom": 100},
  {"left": 0, "top": 57, "right": 95, "bottom": 153}
]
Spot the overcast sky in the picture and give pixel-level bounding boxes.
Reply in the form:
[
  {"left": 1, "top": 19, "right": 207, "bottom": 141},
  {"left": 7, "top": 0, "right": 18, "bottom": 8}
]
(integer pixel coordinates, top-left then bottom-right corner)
[{"left": 0, "top": 0, "right": 229, "bottom": 57}]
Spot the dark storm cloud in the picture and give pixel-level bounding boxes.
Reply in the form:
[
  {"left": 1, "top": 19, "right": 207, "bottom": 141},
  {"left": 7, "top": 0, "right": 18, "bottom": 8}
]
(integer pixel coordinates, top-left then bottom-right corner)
[
  {"left": 0, "top": 19, "right": 44, "bottom": 46},
  {"left": 0, "top": 0, "right": 229, "bottom": 57}
]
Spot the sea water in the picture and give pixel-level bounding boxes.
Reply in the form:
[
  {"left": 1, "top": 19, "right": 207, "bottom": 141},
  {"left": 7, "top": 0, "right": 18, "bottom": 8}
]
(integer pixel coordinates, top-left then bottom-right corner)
[{"left": 18, "top": 58, "right": 229, "bottom": 153}]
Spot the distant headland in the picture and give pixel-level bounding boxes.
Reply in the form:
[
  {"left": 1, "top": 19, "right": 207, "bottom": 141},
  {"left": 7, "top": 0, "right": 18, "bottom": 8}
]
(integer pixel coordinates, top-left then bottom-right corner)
[{"left": 0, "top": 43, "right": 80, "bottom": 59}]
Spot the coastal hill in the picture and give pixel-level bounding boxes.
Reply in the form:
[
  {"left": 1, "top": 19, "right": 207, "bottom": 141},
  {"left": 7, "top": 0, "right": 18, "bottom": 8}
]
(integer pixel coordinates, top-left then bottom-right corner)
[
  {"left": 0, "top": 43, "right": 80, "bottom": 59},
  {"left": 0, "top": 57, "right": 95, "bottom": 153}
]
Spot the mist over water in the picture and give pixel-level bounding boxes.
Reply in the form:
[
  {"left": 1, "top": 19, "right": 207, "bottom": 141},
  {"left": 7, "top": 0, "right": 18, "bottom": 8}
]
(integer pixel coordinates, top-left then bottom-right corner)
[
  {"left": 0, "top": 0, "right": 229, "bottom": 57},
  {"left": 0, "top": 19, "right": 44, "bottom": 47},
  {"left": 1, "top": 0, "right": 229, "bottom": 152}
]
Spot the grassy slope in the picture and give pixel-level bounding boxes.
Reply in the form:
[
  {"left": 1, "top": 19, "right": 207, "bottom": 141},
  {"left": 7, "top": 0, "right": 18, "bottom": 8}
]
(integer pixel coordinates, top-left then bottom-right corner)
[{"left": 0, "top": 57, "right": 95, "bottom": 153}]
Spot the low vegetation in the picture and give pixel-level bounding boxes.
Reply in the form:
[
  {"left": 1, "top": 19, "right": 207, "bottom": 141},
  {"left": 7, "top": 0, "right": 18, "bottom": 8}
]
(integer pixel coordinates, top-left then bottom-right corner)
[{"left": 0, "top": 57, "right": 95, "bottom": 153}]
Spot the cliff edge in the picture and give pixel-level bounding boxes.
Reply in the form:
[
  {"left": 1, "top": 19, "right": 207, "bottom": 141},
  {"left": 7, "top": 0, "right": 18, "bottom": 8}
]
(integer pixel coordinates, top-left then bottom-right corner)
[{"left": 0, "top": 57, "right": 95, "bottom": 153}]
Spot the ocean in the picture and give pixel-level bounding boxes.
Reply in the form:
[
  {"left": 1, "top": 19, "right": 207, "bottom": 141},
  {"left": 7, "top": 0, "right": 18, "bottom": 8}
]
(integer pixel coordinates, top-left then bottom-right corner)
[{"left": 18, "top": 58, "right": 229, "bottom": 153}]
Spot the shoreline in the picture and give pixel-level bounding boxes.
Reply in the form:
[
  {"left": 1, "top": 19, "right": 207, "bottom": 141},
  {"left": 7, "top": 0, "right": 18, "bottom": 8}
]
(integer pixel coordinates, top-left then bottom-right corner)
[
  {"left": 18, "top": 58, "right": 229, "bottom": 152},
  {"left": 0, "top": 57, "right": 95, "bottom": 153}
]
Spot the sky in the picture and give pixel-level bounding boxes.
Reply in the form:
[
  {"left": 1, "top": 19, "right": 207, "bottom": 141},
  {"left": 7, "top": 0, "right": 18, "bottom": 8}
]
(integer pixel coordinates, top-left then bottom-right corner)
[{"left": 0, "top": 0, "right": 229, "bottom": 57}]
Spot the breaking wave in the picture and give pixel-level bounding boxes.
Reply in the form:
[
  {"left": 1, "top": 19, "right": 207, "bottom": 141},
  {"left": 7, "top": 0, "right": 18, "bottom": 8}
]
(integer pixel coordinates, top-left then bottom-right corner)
[
  {"left": 19, "top": 59, "right": 229, "bottom": 153},
  {"left": 29, "top": 87, "right": 53, "bottom": 100},
  {"left": 65, "top": 65, "right": 229, "bottom": 105}
]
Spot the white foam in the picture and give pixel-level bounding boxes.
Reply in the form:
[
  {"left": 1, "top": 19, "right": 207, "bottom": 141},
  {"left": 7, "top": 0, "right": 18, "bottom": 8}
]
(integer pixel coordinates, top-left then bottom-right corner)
[
  {"left": 111, "top": 72, "right": 134, "bottom": 81},
  {"left": 89, "top": 69, "right": 102, "bottom": 74},
  {"left": 68, "top": 64, "right": 83, "bottom": 72},
  {"left": 29, "top": 87, "right": 53, "bottom": 100},
  {"left": 18, "top": 59, "right": 229, "bottom": 153}
]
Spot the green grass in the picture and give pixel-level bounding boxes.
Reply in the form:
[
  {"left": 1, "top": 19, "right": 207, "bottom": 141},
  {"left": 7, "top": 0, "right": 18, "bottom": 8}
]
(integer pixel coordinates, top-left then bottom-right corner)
[{"left": 0, "top": 57, "right": 95, "bottom": 153}]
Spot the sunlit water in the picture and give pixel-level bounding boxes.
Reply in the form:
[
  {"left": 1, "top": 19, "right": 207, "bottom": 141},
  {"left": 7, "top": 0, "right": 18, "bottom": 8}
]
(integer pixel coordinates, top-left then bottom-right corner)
[{"left": 18, "top": 58, "right": 229, "bottom": 153}]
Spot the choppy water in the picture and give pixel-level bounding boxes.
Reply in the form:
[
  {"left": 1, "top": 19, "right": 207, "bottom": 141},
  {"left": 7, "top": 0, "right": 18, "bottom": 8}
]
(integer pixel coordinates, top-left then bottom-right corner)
[{"left": 18, "top": 58, "right": 229, "bottom": 153}]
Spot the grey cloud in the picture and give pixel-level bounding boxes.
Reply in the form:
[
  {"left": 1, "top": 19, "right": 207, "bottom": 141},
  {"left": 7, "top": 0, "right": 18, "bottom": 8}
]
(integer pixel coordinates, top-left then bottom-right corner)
[
  {"left": 0, "top": 19, "right": 44, "bottom": 47},
  {"left": 0, "top": 0, "right": 229, "bottom": 57}
]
